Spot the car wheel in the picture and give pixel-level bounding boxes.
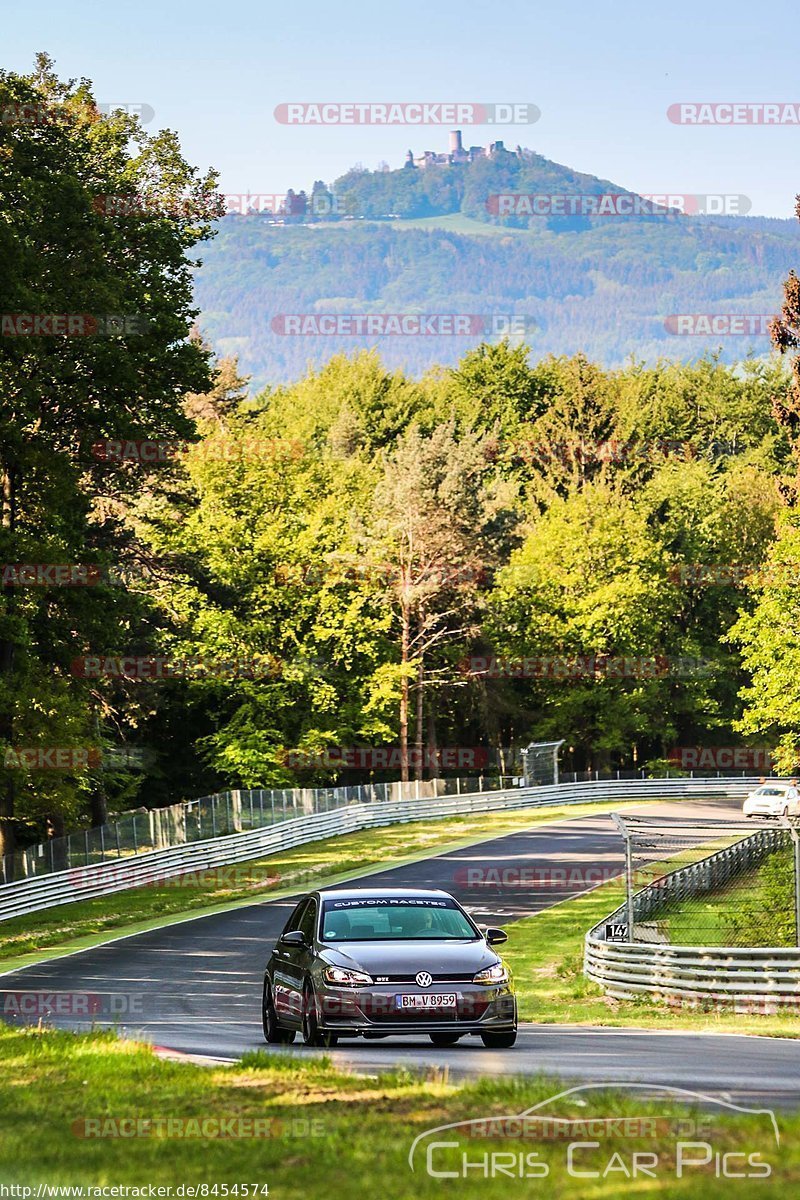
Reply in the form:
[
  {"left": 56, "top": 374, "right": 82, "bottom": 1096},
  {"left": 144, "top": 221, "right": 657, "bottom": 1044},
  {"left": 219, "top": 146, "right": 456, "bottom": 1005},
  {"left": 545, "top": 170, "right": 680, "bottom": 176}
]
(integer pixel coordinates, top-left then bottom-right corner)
[
  {"left": 262, "top": 979, "right": 295, "bottom": 1044},
  {"left": 429, "top": 1033, "right": 461, "bottom": 1047},
  {"left": 480, "top": 1029, "right": 517, "bottom": 1049},
  {"left": 302, "top": 981, "right": 338, "bottom": 1048}
]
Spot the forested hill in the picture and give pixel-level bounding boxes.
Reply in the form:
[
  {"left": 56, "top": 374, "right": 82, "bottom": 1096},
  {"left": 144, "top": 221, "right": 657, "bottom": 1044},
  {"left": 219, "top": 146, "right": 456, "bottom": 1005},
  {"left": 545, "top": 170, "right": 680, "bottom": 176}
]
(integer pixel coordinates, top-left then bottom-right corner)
[{"left": 194, "top": 210, "right": 800, "bottom": 388}]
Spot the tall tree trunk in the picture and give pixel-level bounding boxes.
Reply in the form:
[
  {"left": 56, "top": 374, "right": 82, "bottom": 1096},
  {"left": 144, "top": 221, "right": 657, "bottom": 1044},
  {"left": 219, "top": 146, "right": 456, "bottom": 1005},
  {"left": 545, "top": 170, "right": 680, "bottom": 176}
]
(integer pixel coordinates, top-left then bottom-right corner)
[
  {"left": 0, "top": 460, "right": 17, "bottom": 872},
  {"left": 426, "top": 703, "right": 439, "bottom": 780},
  {"left": 399, "top": 603, "right": 410, "bottom": 783},
  {"left": 414, "top": 657, "right": 424, "bottom": 781},
  {"left": 90, "top": 710, "right": 108, "bottom": 827}
]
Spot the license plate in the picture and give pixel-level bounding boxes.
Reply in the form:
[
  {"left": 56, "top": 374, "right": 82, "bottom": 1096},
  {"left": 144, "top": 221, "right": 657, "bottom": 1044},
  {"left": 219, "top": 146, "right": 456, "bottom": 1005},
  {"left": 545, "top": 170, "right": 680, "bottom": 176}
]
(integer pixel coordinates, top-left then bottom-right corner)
[{"left": 396, "top": 993, "right": 457, "bottom": 1009}]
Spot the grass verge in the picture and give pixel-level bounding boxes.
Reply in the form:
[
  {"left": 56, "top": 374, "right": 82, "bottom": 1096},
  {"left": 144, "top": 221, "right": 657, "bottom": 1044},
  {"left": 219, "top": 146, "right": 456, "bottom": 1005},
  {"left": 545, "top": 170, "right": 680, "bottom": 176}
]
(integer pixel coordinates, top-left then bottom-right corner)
[
  {"left": 505, "top": 880, "right": 800, "bottom": 1037},
  {"left": 0, "top": 1024, "right": 795, "bottom": 1195}
]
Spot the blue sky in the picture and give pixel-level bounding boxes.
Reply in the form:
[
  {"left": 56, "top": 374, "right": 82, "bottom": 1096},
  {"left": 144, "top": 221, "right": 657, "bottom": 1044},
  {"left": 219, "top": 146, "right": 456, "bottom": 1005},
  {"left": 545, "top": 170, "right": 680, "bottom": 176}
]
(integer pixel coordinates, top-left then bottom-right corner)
[{"left": 4, "top": 0, "right": 799, "bottom": 217}]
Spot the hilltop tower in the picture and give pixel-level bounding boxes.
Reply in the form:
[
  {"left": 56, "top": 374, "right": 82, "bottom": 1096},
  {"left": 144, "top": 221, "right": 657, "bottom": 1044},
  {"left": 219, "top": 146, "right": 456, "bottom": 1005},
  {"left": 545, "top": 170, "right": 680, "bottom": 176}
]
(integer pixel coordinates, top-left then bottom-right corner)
[{"left": 449, "top": 129, "right": 463, "bottom": 154}]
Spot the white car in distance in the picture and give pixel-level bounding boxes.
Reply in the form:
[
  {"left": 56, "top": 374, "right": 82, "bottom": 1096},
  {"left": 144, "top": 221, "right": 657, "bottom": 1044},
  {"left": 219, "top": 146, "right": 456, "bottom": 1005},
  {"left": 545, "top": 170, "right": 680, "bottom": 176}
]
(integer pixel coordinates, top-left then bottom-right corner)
[{"left": 743, "top": 781, "right": 800, "bottom": 819}]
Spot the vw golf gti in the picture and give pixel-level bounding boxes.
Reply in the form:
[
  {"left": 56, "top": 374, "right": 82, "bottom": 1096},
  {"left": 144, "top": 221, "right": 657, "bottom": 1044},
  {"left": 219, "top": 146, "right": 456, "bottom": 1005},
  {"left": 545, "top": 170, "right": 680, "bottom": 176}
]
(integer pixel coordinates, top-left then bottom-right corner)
[{"left": 262, "top": 887, "right": 517, "bottom": 1048}]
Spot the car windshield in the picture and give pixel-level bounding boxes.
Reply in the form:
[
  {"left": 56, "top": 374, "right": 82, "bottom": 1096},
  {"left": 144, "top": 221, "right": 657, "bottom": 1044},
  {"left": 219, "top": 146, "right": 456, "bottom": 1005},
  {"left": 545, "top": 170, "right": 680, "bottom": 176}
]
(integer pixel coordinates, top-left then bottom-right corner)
[
  {"left": 320, "top": 898, "right": 479, "bottom": 941},
  {"left": 756, "top": 788, "right": 787, "bottom": 797}
]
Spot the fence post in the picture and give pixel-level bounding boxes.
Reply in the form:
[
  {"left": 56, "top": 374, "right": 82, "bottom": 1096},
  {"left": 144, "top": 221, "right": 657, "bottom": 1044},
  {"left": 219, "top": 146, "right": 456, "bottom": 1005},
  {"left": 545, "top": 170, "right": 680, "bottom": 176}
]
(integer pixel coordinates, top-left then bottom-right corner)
[
  {"left": 783, "top": 816, "right": 800, "bottom": 949},
  {"left": 611, "top": 813, "right": 635, "bottom": 943}
]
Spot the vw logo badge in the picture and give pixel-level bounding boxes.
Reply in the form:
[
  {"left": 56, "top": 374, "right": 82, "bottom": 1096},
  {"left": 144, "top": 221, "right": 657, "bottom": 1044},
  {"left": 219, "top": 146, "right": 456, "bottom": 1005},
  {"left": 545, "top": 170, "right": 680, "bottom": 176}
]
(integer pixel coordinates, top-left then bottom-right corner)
[{"left": 415, "top": 971, "right": 433, "bottom": 987}]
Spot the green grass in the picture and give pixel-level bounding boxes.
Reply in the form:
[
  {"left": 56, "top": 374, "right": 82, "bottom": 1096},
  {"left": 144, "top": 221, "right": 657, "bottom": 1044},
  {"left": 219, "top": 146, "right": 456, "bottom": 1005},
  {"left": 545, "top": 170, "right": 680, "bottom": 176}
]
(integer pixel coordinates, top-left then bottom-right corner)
[
  {"left": 662, "top": 871, "right": 761, "bottom": 946},
  {"left": 0, "top": 800, "right": 638, "bottom": 971},
  {"left": 376, "top": 213, "right": 533, "bottom": 237},
  {"left": 662, "top": 851, "right": 796, "bottom": 948},
  {"left": 0, "top": 1024, "right": 795, "bottom": 1195},
  {"left": 504, "top": 880, "right": 800, "bottom": 1037}
]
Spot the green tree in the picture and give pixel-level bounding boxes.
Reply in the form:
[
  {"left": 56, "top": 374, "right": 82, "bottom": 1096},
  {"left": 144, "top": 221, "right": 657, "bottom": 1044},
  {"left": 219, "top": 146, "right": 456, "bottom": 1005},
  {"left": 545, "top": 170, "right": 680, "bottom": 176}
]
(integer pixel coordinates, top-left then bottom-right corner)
[{"left": 0, "top": 55, "right": 222, "bottom": 862}]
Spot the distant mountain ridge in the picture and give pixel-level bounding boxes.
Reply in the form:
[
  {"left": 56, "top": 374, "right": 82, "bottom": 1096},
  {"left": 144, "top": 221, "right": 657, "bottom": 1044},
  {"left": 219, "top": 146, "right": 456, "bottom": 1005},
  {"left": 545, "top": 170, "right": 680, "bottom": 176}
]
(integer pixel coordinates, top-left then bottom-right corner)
[{"left": 194, "top": 145, "right": 800, "bottom": 388}]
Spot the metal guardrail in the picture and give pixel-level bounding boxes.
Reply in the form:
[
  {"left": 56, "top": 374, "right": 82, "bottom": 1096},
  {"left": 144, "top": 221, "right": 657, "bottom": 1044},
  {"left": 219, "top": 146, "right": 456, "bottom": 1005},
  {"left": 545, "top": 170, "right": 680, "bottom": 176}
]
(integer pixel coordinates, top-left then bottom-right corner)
[
  {"left": 585, "top": 822, "right": 800, "bottom": 1007},
  {"left": 0, "top": 776, "right": 753, "bottom": 923},
  {"left": 3, "top": 775, "right": 503, "bottom": 883},
  {"left": 6, "top": 765, "right": 772, "bottom": 884}
]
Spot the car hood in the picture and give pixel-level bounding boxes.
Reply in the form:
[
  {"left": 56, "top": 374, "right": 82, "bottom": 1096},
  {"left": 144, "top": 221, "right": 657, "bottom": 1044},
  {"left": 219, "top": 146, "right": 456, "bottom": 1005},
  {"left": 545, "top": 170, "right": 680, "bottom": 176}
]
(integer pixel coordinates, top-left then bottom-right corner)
[{"left": 319, "top": 939, "right": 499, "bottom": 975}]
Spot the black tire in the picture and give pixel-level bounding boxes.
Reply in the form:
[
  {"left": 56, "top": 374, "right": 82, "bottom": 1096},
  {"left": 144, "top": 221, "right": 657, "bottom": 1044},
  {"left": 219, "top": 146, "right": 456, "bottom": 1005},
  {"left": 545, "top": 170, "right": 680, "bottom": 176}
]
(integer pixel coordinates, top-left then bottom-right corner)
[
  {"left": 429, "top": 1033, "right": 461, "bottom": 1047},
  {"left": 302, "top": 982, "right": 338, "bottom": 1048},
  {"left": 262, "top": 979, "right": 295, "bottom": 1044},
  {"left": 480, "top": 1029, "right": 517, "bottom": 1049}
]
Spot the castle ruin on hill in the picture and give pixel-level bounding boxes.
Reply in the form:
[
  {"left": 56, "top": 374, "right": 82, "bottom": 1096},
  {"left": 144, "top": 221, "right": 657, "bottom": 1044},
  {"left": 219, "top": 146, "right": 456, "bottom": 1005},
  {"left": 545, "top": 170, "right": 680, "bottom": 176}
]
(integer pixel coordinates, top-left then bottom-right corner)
[{"left": 404, "top": 130, "right": 524, "bottom": 169}]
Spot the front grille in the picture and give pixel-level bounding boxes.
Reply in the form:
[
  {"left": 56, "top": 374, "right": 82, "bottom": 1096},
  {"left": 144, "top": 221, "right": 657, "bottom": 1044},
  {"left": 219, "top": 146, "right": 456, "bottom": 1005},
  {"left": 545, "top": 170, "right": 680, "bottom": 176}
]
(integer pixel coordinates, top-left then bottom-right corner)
[{"left": 372, "top": 973, "right": 476, "bottom": 984}]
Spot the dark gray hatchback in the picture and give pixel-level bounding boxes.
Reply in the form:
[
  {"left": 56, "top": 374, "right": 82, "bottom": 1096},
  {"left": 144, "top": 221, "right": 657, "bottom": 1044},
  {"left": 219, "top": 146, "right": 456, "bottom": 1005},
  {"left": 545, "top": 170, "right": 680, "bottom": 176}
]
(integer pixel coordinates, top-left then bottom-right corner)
[{"left": 262, "top": 887, "right": 517, "bottom": 1048}]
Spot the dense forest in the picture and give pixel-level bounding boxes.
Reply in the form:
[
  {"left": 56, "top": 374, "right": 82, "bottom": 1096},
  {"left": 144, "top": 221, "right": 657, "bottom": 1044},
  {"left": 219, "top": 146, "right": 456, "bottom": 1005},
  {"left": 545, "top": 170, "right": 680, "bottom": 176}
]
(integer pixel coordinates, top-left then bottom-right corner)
[{"left": 4, "top": 59, "right": 800, "bottom": 856}]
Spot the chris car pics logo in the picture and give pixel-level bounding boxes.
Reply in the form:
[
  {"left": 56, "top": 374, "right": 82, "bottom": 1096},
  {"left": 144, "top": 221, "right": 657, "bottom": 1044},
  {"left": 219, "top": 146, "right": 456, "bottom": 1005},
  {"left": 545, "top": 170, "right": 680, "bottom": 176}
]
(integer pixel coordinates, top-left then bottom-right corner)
[{"left": 408, "top": 1083, "right": 778, "bottom": 1181}]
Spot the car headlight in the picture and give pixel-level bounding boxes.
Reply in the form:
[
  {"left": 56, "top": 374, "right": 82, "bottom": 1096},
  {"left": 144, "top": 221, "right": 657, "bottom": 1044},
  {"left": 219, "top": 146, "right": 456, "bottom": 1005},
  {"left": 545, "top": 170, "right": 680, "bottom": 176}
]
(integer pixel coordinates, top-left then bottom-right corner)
[
  {"left": 473, "top": 962, "right": 509, "bottom": 985},
  {"left": 323, "top": 966, "right": 373, "bottom": 987}
]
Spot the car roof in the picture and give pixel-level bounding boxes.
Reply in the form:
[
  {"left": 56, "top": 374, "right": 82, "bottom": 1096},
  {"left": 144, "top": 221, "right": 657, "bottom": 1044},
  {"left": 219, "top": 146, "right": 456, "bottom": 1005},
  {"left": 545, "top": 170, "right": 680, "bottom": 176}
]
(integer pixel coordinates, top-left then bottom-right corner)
[{"left": 315, "top": 887, "right": 454, "bottom": 901}]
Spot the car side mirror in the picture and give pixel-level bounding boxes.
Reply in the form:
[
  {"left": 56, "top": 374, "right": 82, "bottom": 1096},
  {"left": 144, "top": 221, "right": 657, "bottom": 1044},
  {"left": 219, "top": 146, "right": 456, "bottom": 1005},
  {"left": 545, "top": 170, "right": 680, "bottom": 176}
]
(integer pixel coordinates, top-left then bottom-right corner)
[
  {"left": 485, "top": 927, "right": 507, "bottom": 945},
  {"left": 280, "top": 930, "right": 307, "bottom": 947}
]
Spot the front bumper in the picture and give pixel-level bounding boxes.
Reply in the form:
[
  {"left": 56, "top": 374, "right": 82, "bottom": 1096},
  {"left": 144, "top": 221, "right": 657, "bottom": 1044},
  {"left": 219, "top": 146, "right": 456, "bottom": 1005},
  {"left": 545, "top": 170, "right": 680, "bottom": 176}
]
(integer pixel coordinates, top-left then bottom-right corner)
[
  {"left": 743, "top": 803, "right": 783, "bottom": 817},
  {"left": 314, "top": 983, "right": 517, "bottom": 1034}
]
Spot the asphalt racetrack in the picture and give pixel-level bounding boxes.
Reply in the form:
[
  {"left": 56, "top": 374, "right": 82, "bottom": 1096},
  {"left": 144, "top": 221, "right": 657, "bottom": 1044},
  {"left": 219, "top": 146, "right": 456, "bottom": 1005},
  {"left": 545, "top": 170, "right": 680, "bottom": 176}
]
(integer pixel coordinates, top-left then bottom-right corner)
[{"left": 3, "top": 797, "right": 799, "bottom": 1107}]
